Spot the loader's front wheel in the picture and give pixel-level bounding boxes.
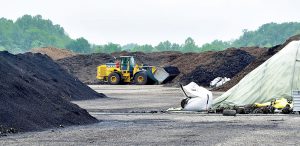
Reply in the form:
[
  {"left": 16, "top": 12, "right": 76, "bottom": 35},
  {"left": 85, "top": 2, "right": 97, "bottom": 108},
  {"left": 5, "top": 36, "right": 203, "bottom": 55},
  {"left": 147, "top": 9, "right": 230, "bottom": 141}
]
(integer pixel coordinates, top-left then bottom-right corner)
[
  {"left": 134, "top": 72, "right": 148, "bottom": 85},
  {"left": 108, "top": 72, "right": 121, "bottom": 85}
]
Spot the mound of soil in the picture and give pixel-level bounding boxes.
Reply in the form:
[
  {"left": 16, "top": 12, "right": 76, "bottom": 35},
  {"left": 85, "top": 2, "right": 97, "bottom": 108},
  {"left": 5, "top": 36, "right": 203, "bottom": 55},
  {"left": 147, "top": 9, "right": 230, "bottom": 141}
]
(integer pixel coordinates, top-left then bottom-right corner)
[
  {"left": 57, "top": 53, "right": 114, "bottom": 84},
  {"left": 57, "top": 50, "right": 259, "bottom": 85},
  {"left": 214, "top": 34, "right": 300, "bottom": 91},
  {"left": 179, "top": 49, "right": 255, "bottom": 86},
  {"left": 0, "top": 51, "right": 104, "bottom": 132},
  {"left": 31, "top": 47, "right": 76, "bottom": 60},
  {"left": 240, "top": 46, "right": 268, "bottom": 57}
]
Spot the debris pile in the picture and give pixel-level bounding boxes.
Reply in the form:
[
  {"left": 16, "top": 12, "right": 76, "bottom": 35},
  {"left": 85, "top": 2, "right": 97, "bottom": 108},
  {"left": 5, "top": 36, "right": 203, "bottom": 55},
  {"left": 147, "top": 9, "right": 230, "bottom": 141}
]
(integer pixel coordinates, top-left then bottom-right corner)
[
  {"left": 217, "top": 98, "right": 294, "bottom": 115},
  {"left": 0, "top": 51, "right": 105, "bottom": 132}
]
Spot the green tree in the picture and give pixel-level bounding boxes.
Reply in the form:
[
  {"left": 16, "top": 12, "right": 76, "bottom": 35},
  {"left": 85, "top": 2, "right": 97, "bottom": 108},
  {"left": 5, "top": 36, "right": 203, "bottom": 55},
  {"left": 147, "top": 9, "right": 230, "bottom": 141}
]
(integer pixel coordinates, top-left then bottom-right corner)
[
  {"left": 122, "top": 43, "right": 138, "bottom": 51},
  {"left": 233, "top": 22, "right": 300, "bottom": 47},
  {"left": 200, "top": 40, "right": 231, "bottom": 52},
  {"left": 1, "top": 15, "right": 300, "bottom": 54},
  {"left": 182, "top": 37, "right": 198, "bottom": 52},
  {"left": 66, "top": 37, "right": 91, "bottom": 53},
  {"left": 0, "top": 46, "right": 6, "bottom": 51},
  {"left": 103, "top": 43, "right": 122, "bottom": 53},
  {"left": 91, "top": 44, "right": 103, "bottom": 53},
  {"left": 131, "top": 44, "right": 154, "bottom": 53},
  {"left": 171, "top": 43, "right": 181, "bottom": 51},
  {"left": 0, "top": 15, "right": 73, "bottom": 53},
  {"left": 155, "top": 41, "right": 172, "bottom": 51}
]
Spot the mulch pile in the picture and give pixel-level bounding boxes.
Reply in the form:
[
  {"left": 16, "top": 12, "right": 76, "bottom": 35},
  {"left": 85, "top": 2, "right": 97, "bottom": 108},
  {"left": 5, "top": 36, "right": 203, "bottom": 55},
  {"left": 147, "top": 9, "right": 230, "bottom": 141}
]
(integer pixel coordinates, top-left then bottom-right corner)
[
  {"left": 57, "top": 49, "right": 257, "bottom": 86},
  {"left": 31, "top": 47, "right": 76, "bottom": 60},
  {"left": 57, "top": 35, "right": 300, "bottom": 87},
  {"left": 0, "top": 51, "right": 105, "bottom": 133}
]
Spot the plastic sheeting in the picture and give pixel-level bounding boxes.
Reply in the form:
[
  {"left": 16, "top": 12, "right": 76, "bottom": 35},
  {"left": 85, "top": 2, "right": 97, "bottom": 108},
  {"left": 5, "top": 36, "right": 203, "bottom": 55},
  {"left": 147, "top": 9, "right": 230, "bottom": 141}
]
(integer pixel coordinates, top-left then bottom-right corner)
[
  {"left": 213, "top": 41, "right": 300, "bottom": 109},
  {"left": 182, "top": 82, "right": 213, "bottom": 111},
  {"left": 210, "top": 77, "right": 230, "bottom": 88}
]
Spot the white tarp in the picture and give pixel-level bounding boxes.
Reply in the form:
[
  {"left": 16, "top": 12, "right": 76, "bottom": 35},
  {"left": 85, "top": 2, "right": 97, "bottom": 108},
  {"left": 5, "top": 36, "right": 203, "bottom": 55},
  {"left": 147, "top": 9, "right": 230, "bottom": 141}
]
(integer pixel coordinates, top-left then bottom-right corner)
[
  {"left": 213, "top": 40, "right": 300, "bottom": 109},
  {"left": 210, "top": 77, "right": 231, "bottom": 88},
  {"left": 182, "top": 82, "right": 213, "bottom": 111}
]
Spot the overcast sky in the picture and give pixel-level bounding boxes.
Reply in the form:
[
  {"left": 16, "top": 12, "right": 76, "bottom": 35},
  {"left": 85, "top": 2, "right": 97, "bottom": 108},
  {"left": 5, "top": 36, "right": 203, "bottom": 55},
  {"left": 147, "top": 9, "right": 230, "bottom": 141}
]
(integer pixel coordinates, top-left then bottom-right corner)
[{"left": 1, "top": 0, "right": 300, "bottom": 45}]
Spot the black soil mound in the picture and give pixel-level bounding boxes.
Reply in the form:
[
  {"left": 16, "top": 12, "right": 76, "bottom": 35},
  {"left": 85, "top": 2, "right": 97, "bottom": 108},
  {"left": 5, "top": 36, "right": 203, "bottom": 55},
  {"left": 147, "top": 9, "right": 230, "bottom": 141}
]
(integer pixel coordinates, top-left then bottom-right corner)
[
  {"left": 57, "top": 53, "right": 114, "bottom": 84},
  {"left": 0, "top": 51, "right": 104, "bottom": 132},
  {"left": 179, "top": 49, "right": 255, "bottom": 86}
]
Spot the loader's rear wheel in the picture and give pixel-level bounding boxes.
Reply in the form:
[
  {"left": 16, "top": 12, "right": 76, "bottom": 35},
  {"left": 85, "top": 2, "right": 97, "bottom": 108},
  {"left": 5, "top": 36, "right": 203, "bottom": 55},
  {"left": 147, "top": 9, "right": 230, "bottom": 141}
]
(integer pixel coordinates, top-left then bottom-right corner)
[
  {"left": 134, "top": 72, "right": 148, "bottom": 85},
  {"left": 108, "top": 72, "right": 121, "bottom": 85}
]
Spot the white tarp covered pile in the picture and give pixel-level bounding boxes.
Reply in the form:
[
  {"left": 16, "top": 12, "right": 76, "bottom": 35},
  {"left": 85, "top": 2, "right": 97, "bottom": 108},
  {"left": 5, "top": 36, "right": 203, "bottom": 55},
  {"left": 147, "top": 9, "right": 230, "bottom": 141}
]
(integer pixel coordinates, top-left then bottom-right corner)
[
  {"left": 182, "top": 82, "right": 213, "bottom": 111},
  {"left": 213, "top": 40, "right": 300, "bottom": 109}
]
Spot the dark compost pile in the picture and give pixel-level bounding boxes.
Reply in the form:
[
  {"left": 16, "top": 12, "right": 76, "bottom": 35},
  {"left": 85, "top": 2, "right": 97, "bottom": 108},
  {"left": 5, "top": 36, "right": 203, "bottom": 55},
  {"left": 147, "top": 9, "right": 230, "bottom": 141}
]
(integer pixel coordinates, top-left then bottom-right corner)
[
  {"left": 179, "top": 49, "right": 255, "bottom": 86},
  {"left": 0, "top": 51, "right": 105, "bottom": 133}
]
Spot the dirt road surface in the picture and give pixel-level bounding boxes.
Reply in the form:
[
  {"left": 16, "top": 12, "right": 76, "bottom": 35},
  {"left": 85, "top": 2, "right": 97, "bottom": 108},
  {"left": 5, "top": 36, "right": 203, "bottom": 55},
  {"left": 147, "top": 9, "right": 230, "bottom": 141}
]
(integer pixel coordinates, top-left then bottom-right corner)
[{"left": 1, "top": 85, "right": 300, "bottom": 145}]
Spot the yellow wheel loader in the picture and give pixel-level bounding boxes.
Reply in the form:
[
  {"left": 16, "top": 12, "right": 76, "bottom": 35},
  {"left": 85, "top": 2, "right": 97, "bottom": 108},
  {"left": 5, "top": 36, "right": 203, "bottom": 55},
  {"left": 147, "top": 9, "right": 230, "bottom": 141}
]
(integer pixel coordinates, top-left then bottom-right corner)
[{"left": 96, "top": 56, "right": 179, "bottom": 85}]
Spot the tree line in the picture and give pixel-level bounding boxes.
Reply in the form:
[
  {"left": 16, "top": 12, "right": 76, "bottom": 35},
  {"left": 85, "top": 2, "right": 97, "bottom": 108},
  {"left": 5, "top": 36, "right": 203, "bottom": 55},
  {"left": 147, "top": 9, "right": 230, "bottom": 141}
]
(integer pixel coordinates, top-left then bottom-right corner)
[
  {"left": 0, "top": 15, "right": 72, "bottom": 53},
  {"left": 0, "top": 15, "right": 300, "bottom": 54}
]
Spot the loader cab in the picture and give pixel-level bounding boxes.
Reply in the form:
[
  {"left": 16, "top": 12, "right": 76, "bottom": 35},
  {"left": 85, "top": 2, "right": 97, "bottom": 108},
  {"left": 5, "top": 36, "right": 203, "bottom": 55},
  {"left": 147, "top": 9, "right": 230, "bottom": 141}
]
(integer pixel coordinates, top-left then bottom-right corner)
[{"left": 120, "top": 56, "right": 135, "bottom": 71}]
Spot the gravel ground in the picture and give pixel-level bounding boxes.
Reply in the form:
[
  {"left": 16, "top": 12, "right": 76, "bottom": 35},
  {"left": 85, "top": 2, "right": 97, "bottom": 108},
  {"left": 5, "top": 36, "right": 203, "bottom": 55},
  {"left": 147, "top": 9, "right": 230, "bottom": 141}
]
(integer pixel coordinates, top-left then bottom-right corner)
[{"left": 1, "top": 85, "right": 299, "bottom": 145}]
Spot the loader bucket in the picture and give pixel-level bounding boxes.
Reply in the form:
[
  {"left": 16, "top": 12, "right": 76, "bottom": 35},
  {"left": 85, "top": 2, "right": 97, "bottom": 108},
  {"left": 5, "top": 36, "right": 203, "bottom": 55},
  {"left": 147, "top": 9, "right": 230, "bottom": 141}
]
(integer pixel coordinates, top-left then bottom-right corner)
[
  {"left": 145, "top": 69, "right": 159, "bottom": 84},
  {"left": 139, "top": 66, "right": 158, "bottom": 84},
  {"left": 152, "top": 66, "right": 180, "bottom": 84},
  {"left": 162, "top": 66, "right": 180, "bottom": 84}
]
